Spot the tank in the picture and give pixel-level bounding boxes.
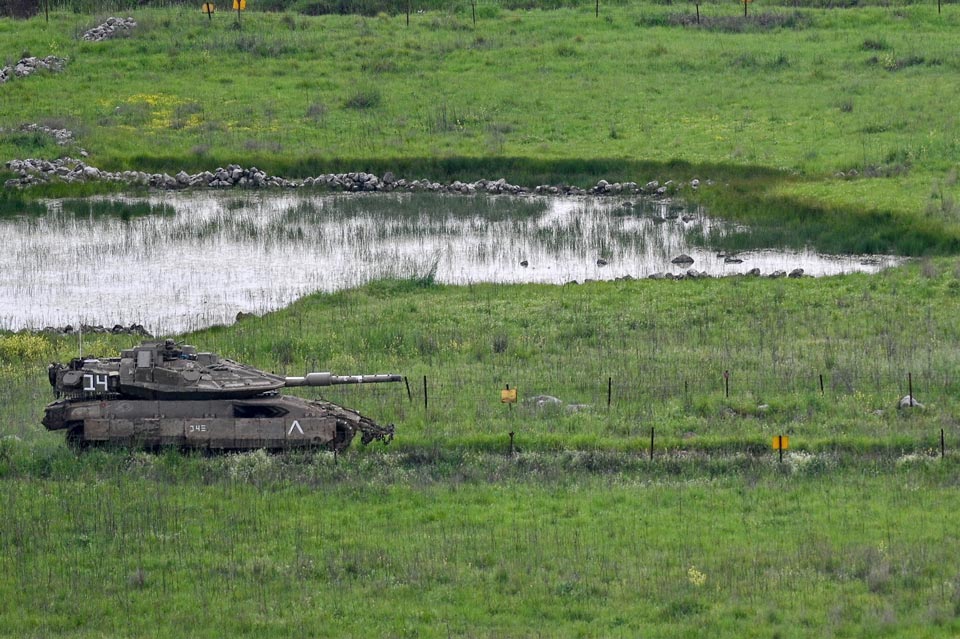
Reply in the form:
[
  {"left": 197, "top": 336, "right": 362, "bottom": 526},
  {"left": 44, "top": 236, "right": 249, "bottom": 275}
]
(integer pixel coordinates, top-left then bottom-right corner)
[{"left": 42, "top": 340, "right": 402, "bottom": 451}]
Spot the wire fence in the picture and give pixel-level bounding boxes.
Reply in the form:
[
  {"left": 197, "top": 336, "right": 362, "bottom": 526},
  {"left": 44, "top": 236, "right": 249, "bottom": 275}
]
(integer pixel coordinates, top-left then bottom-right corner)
[
  {"left": 318, "top": 364, "right": 958, "bottom": 426},
  {"left": 35, "top": 0, "right": 955, "bottom": 19}
]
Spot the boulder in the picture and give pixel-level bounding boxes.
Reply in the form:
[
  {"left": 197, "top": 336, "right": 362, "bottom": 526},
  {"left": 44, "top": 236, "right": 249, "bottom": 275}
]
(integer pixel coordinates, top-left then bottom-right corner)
[
  {"left": 525, "top": 395, "right": 563, "bottom": 410},
  {"left": 898, "top": 395, "right": 924, "bottom": 410}
]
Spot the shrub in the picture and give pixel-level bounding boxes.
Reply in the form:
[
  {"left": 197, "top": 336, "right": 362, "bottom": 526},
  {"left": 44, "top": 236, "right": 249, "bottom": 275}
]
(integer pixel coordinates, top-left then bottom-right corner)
[
  {"left": 0, "top": 0, "right": 40, "bottom": 18},
  {"left": 343, "top": 87, "right": 382, "bottom": 110}
]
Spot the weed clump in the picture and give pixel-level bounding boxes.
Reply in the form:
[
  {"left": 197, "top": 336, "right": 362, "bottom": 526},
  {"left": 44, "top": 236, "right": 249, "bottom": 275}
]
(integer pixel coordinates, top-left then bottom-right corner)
[
  {"left": 644, "top": 11, "right": 810, "bottom": 32},
  {"left": 343, "top": 87, "right": 382, "bottom": 110}
]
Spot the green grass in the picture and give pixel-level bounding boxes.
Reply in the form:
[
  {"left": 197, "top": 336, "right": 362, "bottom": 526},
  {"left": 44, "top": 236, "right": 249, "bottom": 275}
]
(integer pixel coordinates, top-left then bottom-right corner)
[
  {"left": 4, "top": 263, "right": 960, "bottom": 635},
  {"left": 3, "top": 461, "right": 960, "bottom": 638},
  {"left": 6, "top": 3, "right": 960, "bottom": 635},
  {"left": 5, "top": 260, "right": 960, "bottom": 454},
  {"left": 1, "top": 3, "right": 960, "bottom": 246}
]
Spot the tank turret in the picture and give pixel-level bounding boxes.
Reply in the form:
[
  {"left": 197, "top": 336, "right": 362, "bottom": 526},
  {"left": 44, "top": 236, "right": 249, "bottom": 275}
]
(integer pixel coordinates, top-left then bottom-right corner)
[{"left": 42, "top": 340, "right": 401, "bottom": 451}]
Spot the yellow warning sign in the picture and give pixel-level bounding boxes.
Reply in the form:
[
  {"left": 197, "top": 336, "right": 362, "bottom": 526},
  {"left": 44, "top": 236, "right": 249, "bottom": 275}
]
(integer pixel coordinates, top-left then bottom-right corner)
[
  {"left": 772, "top": 435, "right": 789, "bottom": 450},
  {"left": 232, "top": 0, "right": 246, "bottom": 9},
  {"left": 202, "top": 2, "right": 215, "bottom": 12},
  {"left": 500, "top": 388, "right": 518, "bottom": 404}
]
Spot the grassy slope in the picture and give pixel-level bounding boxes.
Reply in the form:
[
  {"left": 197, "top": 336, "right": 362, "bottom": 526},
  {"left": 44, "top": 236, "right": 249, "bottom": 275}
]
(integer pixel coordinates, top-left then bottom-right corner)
[
  {"left": 5, "top": 259, "right": 960, "bottom": 454},
  {"left": 2, "top": 466, "right": 960, "bottom": 638},
  {"left": 1, "top": 4, "right": 959, "bottom": 231},
  {"left": 3, "top": 263, "right": 960, "bottom": 636}
]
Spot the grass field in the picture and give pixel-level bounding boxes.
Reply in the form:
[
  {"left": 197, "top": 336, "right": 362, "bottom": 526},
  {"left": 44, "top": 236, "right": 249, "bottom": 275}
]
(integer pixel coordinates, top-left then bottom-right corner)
[
  {"left": 5, "top": 1, "right": 960, "bottom": 635},
  {"left": 3, "top": 262, "right": 960, "bottom": 636},
  {"left": 1, "top": 2, "right": 960, "bottom": 240},
  {"left": 4, "top": 462, "right": 960, "bottom": 638}
]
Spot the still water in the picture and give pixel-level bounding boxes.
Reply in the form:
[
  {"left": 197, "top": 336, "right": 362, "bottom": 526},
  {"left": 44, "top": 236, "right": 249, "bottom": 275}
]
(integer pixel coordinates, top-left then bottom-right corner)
[{"left": 1, "top": 192, "right": 902, "bottom": 334}]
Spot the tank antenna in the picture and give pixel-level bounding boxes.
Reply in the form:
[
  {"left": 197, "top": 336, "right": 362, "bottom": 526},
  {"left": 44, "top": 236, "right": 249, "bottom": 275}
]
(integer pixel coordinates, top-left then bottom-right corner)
[{"left": 78, "top": 324, "right": 83, "bottom": 359}]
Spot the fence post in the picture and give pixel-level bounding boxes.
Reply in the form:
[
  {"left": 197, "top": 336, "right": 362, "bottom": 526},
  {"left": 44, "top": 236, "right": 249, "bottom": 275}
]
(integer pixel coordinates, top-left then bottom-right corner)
[
  {"left": 649, "top": 427, "right": 655, "bottom": 461},
  {"left": 423, "top": 375, "right": 428, "bottom": 411}
]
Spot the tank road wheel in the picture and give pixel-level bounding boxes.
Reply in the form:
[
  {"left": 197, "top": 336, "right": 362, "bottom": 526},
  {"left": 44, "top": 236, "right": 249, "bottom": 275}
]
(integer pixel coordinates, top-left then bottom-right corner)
[
  {"left": 327, "top": 419, "right": 356, "bottom": 453},
  {"left": 65, "top": 422, "right": 90, "bottom": 452}
]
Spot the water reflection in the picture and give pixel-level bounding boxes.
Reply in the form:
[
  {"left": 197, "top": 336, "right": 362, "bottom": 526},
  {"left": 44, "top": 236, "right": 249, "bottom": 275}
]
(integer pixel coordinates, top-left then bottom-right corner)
[{"left": 0, "top": 192, "right": 902, "bottom": 334}]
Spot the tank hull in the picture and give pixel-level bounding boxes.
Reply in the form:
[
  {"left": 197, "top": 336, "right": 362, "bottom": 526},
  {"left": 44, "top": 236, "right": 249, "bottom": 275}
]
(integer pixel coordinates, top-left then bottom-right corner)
[{"left": 43, "top": 395, "right": 392, "bottom": 451}]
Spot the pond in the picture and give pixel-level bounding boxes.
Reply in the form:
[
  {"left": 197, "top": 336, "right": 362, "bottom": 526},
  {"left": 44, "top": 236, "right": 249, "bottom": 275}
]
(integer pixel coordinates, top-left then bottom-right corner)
[{"left": 1, "top": 192, "right": 902, "bottom": 334}]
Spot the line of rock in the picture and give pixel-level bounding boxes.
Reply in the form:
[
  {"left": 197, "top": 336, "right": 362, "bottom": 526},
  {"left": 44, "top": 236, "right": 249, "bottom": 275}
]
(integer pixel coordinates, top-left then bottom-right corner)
[
  {"left": 4, "top": 158, "right": 705, "bottom": 197},
  {"left": 0, "top": 56, "right": 67, "bottom": 84},
  {"left": 643, "top": 267, "right": 806, "bottom": 280},
  {"left": 81, "top": 16, "right": 137, "bottom": 42},
  {"left": 38, "top": 323, "right": 152, "bottom": 337},
  {"left": 1, "top": 124, "right": 80, "bottom": 149}
]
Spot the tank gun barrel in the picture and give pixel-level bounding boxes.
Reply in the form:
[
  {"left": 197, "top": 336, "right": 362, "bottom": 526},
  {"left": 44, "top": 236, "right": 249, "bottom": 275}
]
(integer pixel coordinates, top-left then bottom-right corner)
[{"left": 284, "top": 372, "right": 403, "bottom": 388}]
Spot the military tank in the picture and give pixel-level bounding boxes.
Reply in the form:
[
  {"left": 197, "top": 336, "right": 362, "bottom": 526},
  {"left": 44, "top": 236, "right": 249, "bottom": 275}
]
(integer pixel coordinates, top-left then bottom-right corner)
[{"left": 42, "top": 339, "right": 402, "bottom": 451}]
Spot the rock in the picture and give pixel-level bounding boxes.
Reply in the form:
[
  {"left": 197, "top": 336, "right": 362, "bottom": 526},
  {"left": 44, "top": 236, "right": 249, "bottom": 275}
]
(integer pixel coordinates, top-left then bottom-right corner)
[
  {"left": 898, "top": 395, "right": 924, "bottom": 410},
  {"left": 724, "top": 256, "right": 743, "bottom": 264},
  {"left": 769, "top": 270, "right": 786, "bottom": 278},
  {"left": 525, "top": 395, "right": 563, "bottom": 409},
  {"left": 81, "top": 17, "right": 137, "bottom": 42},
  {"left": 596, "top": 258, "right": 608, "bottom": 267},
  {"left": 788, "top": 268, "right": 805, "bottom": 278},
  {"left": 745, "top": 268, "right": 761, "bottom": 276},
  {"left": 671, "top": 254, "right": 695, "bottom": 265},
  {"left": 519, "top": 260, "right": 528, "bottom": 267},
  {"left": 1, "top": 56, "right": 67, "bottom": 83}
]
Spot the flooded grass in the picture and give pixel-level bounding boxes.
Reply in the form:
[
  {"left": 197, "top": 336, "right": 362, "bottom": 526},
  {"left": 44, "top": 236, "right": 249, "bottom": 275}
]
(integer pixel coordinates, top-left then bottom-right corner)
[
  {"left": 58, "top": 198, "right": 175, "bottom": 220},
  {"left": 0, "top": 192, "right": 902, "bottom": 333},
  {"left": 0, "top": 190, "right": 46, "bottom": 217}
]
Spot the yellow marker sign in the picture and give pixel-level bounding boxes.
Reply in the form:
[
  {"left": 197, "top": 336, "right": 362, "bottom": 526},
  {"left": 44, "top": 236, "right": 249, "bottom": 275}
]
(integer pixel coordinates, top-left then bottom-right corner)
[
  {"left": 202, "top": 2, "right": 215, "bottom": 12},
  {"left": 772, "top": 435, "right": 789, "bottom": 450},
  {"left": 501, "top": 388, "right": 518, "bottom": 404},
  {"left": 232, "top": 0, "right": 246, "bottom": 9}
]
